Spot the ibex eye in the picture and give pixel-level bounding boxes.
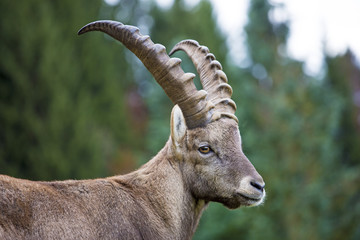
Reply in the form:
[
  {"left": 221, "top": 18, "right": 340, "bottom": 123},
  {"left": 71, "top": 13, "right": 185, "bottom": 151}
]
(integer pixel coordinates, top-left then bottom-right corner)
[{"left": 198, "top": 146, "right": 212, "bottom": 154}]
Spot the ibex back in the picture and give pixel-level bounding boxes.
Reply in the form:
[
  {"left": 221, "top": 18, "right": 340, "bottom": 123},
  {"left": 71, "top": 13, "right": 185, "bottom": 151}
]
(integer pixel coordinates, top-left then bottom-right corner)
[{"left": 0, "top": 20, "right": 265, "bottom": 240}]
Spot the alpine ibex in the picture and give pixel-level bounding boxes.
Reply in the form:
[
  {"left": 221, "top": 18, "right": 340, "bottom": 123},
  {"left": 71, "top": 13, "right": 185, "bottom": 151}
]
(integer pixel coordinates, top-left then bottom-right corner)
[{"left": 0, "top": 20, "right": 265, "bottom": 240}]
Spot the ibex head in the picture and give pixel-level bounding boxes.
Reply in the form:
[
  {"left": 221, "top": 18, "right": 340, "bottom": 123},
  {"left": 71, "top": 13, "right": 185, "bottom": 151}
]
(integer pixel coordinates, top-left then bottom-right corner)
[
  {"left": 78, "top": 21, "right": 265, "bottom": 209},
  {"left": 171, "top": 107, "right": 265, "bottom": 208}
]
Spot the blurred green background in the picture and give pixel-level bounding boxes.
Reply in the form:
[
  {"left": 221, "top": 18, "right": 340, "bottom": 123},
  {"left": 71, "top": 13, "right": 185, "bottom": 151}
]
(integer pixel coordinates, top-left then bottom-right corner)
[{"left": 0, "top": 0, "right": 359, "bottom": 239}]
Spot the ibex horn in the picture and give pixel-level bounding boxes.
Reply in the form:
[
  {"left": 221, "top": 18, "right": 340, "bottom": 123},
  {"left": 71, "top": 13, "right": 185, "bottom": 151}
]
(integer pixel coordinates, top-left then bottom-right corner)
[
  {"left": 170, "top": 40, "right": 238, "bottom": 123},
  {"left": 78, "top": 20, "right": 214, "bottom": 128}
]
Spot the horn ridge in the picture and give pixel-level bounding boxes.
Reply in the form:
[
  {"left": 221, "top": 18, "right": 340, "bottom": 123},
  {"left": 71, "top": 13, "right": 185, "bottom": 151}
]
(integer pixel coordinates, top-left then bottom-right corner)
[
  {"left": 170, "top": 39, "right": 237, "bottom": 122},
  {"left": 78, "top": 20, "right": 213, "bottom": 128}
]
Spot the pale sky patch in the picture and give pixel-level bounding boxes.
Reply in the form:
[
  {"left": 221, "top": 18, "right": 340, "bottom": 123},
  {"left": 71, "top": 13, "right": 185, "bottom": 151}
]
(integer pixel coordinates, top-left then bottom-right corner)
[{"left": 106, "top": 0, "right": 360, "bottom": 75}]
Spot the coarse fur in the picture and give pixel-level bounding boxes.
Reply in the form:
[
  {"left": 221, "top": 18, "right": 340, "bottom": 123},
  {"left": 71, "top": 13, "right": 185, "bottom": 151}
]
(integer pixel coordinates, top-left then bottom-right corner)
[{"left": 0, "top": 107, "right": 264, "bottom": 240}]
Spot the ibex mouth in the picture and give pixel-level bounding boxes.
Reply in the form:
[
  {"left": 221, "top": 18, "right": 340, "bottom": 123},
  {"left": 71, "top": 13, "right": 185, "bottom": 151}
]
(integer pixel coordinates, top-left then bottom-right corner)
[{"left": 237, "top": 192, "right": 266, "bottom": 206}]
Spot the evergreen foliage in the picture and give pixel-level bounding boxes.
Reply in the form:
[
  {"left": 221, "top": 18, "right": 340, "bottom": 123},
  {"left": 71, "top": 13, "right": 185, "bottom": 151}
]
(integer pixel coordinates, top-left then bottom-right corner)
[
  {"left": 0, "top": 0, "right": 358, "bottom": 239},
  {"left": 0, "top": 0, "right": 137, "bottom": 180}
]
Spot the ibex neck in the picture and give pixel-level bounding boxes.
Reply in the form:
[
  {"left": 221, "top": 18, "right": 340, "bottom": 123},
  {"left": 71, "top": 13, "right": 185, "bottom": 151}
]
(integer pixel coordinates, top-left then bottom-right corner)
[{"left": 117, "top": 139, "right": 207, "bottom": 239}]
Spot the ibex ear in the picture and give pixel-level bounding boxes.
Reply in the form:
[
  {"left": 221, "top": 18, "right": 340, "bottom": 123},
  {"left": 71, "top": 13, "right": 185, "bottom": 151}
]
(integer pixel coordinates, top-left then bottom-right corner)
[{"left": 171, "top": 105, "right": 187, "bottom": 145}]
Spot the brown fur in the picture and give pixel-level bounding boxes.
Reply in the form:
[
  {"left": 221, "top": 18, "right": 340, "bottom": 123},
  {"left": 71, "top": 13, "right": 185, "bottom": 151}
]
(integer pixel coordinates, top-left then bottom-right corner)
[
  {"left": 0, "top": 112, "right": 265, "bottom": 239},
  {"left": 0, "top": 144, "right": 199, "bottom": 240}
]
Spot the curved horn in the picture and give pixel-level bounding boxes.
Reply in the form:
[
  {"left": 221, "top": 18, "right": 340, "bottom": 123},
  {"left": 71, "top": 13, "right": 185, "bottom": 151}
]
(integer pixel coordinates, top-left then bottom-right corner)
[
  {"left": 78, "top": 21, "right": 214, "bottom": 128},
  {"left": 169, "top": 40, "right": 238, "bottom": 122}
]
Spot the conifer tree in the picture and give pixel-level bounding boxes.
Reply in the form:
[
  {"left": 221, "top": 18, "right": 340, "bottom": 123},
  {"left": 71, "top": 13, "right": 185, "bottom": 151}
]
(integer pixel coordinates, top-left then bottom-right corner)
[{"left": 0, "top": 0, "right": 137, "bottom": 180}]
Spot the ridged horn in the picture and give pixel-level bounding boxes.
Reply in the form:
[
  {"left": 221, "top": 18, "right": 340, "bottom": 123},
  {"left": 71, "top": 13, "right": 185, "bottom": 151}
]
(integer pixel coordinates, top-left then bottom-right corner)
[
  {"left": 169, "top": 40, "right": 238, "bottom": 123},
  {"left": 78, "top": 21, "right": 214, "bottom": 129}
]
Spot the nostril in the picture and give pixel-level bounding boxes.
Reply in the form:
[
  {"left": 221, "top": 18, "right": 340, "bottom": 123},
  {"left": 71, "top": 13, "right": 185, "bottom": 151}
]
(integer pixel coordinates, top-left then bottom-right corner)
[{"left": 250, "top": 181, "right": 265, "bottom": 192}]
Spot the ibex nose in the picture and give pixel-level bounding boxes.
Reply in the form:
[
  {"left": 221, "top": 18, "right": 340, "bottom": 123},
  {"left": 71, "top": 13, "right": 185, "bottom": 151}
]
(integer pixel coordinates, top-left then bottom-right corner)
[{"left": 250, "top": 180, "right": 265, "bottom": 192}]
